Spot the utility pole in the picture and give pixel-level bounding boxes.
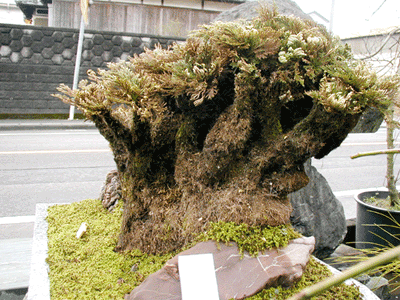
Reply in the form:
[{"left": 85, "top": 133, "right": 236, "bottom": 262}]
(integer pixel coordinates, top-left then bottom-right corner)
[{"left": 69, "top": 0, "right": 89, "bottom": 120}]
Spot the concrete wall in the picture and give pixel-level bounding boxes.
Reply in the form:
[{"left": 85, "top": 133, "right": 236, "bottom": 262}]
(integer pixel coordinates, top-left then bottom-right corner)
[{"left": 0, "top": 23, "right": 184, "bottom": 116}]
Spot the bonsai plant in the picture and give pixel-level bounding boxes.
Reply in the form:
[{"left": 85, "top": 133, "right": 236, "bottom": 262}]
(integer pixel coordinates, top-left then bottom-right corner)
[{"left": 52, "top": 5, "right": 399, "bottom": 298}]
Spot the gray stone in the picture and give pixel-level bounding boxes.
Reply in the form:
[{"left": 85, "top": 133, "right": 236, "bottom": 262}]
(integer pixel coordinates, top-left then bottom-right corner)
[
  {"left": 9, "top": 40, "right": 23, "bottom": 52},
  {"left": 20, "top": 47, "right": 33, "bottom": 58},
  {"left": 126, "top": 237, "right": 315, "bottom": 300},
  {"left": 51, "top": 54, "right": 63, "bottom": 65},
  {"left": 289, "top": 160, "right": 347, "bottom": 259},
  {"left": 31, "top": 53, "right": 44, "bottom": 64},
  {"left": 10, "top": 52, "right": 21, "bottom": 63},
  {"left": 0, "top": 45, "right": 12, "bottom": 57},
  {"left": 21, "top": 35, "right": 33, "bottom": 47},
  {"left": 93, "top": 34, "right": 105, "bottom": 45},
  {"left": 99, "top": 170, "right": 121, "bottom": 211},
  {"left": 10, "top": 28, "right": 23, "bottom": 40},
  {"left": 62, "top": 49, "right": 74, "bottom": 60},
  {"left": 130, "top": 37, "right": 142, "bottom": 48},
  {"left": 366, "top": 277, "right": 390, "bottom": 300},
  {"left": 41, "top": 48, "right": 54, "bottom": 59},
  {"left": 30, "top": 30, "right": 44, "bottom": 42},
  {"left": 355, "top": 274, "right": 371, "bottom": 285},
  {"left": 91, "top": 56, "right": 103, "bottom": 67},
  {"left": 112, "top": 35, "right": 123, "bottom": 46},
  {"left": 351, "top": 107, "right": 384, "bottom": 133},
  {"left": 323, "top": 244, "right": 366, "bottom": 271},
  {"left": 101, "top": 51, "right": 113, "bottom": 63}
]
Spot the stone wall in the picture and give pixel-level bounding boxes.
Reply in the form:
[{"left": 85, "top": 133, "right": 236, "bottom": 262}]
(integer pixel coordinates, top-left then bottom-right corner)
[{"left": 0, "top": 23, "right": 185, "bottom": 116}]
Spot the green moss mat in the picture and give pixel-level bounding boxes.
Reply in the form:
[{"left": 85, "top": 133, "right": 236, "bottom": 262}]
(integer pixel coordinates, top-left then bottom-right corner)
[
  {"left": 46, "top": 199, "right": 362, "bottom": 299},
  {"left": 47, "top": 200, "right": 173, "bottom": 299}
]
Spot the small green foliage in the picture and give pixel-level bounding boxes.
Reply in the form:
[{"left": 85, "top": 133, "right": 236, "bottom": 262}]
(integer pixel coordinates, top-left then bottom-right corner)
[
  {"left": 364, "top": 196, "right": 400, "bottom": 211},
  {"left": 46, "top": 199, "right": 173, "bottom": 299},
  {"left": 246, "top": 257, "right": 362, "bottom": 300},
  {"left": 197, "top": 221, "right": 301, "bottom": 256}
]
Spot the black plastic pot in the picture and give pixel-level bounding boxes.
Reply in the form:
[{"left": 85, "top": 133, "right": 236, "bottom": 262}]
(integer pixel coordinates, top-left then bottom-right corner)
[{"left": 355, "top": 191, "right": 400, "bottom": 249}]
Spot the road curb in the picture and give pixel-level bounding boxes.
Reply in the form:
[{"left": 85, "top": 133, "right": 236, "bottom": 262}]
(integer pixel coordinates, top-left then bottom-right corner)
[{"left": 0, "top": 121, "right": 96, "bottom": 131}]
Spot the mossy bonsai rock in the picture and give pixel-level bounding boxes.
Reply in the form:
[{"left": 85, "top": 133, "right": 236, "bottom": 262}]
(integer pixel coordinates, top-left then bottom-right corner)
[{"left": 55, "top": 6, "right": 398, "bottom": 255}]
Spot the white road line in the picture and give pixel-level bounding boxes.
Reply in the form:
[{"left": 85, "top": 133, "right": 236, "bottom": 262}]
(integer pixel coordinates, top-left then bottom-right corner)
[
  {"left": 0, "top": 131, "right": 98, "bottom": 136},
  {"left": 0, "top": 149, "right": 111, "bottom": 155},
  {"left": 341, "top": 143, "right": 396, "bottom": 146},
  {"left": 0, "top": 215, "right": 36, "bottom": 225}
]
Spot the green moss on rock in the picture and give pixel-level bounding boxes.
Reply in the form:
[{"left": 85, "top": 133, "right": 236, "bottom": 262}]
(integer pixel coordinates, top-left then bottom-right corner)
[{"left": 197, "top": 221, "right": 301, "bottom": 256}]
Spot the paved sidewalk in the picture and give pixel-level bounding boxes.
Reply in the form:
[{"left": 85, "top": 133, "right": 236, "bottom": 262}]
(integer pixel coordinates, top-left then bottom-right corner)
[
  {"left": 0, "top": 239, "right": 32, "bottom": 291},
  {"left": 0, "top": 119, "right": 96, "bottom": 131}
]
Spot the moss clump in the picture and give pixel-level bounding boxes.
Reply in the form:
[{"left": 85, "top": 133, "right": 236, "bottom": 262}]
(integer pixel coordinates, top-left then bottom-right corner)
[
  {"left": 197, "top": 221, "right": 301, "bottom": 256},
  {"left": 364, "top": 196, "right": 400, "bottom": 211},
  {"left": 46, "top": 199, "right": 173, "bottom": 299},
  {"left": 47, "top": 200, "right": 362, "bottom": 299},
  {"left": 247, "top": 257, "right": 362, "bottom": 300}
]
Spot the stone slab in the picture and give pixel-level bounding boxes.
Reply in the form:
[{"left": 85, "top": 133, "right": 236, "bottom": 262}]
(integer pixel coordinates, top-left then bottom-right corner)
[{"left": 127, "top": 237, "right": 316, "bottom": 300}]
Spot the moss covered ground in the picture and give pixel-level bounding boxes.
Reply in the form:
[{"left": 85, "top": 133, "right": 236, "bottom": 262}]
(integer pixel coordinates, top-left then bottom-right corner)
[{"left": 46, "top": 199, "right": 362, "bottom": 299}]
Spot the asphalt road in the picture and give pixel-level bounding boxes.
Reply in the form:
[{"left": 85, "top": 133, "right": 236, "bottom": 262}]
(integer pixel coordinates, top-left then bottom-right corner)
[
  {"left": 313, "top": 126, "right": 395, "bottom": 192},
  {"left": 0, "top": 129, "right": 116, "bottom": 219}
]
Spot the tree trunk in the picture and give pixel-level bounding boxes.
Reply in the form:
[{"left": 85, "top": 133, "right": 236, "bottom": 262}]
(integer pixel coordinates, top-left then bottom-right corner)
[{"left": 386, "top": 104, "right": 400, "bottom": 206}]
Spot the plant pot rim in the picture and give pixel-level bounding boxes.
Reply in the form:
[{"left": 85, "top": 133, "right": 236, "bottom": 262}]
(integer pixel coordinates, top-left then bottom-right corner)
[{"left": 354, "top": 189, "right": 400, "bottom": 213}]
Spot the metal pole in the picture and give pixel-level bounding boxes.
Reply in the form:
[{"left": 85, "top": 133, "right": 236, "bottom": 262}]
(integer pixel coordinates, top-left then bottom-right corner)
[{"left": 69, "top": 15, "right": 85, "bottom": 120}]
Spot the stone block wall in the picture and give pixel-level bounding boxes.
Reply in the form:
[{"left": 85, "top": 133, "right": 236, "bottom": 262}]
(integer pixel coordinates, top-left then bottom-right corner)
[{"left": 0, "top": 23, "right": 184, "bottom": 116}]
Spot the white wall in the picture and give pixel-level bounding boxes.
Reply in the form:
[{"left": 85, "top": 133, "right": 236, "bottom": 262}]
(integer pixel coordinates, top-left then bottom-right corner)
[{"left": 0, "top": 0, "right": 25, "bottom": 25}]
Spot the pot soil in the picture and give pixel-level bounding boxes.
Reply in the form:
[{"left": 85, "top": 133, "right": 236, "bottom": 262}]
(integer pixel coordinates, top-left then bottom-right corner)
[{"left": 355, "top": 191, "right": 400, "bottom": 249}]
